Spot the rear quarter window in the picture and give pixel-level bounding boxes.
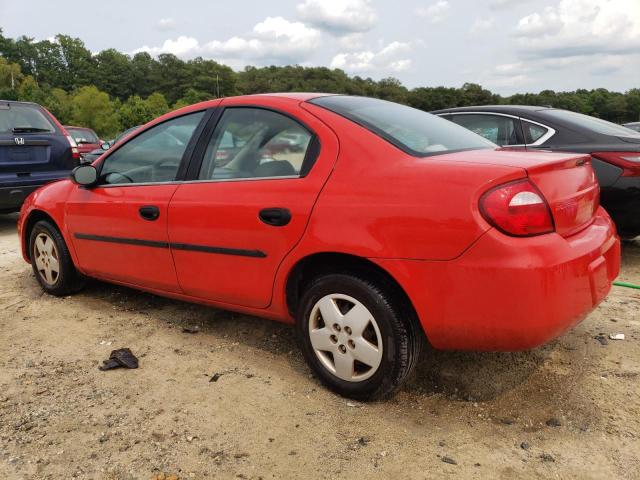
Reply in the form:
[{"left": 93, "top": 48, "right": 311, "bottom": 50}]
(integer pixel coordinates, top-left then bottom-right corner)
[{"left": 0, "top": 103, "right": 56, "bottom": 134}]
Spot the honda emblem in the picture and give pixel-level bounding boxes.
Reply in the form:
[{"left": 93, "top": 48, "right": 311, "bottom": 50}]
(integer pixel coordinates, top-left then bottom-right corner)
[{"left": 14, "top": 137, "right": 25, "bottom": 145}]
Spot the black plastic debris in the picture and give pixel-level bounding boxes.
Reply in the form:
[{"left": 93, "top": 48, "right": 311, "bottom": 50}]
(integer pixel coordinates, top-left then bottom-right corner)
[
  {"left": 209, "top": 373, "right": 222, "bottom": 382},
  {"left": 99, "top": 348, "right": 139, "bottom": 371}
]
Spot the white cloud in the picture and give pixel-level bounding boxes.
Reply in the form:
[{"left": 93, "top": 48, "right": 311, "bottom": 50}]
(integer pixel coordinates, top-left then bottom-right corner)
[
  {"left": 297, "top": 0, "right": 377, "bottom": 34},
  {"left": 470, "top": 17, "right": 495, "bottom": 34},
  {"left": 156, "top": 18, "right": 176, "bottom": 31},
  {"left": 514, "top": 0, "right": 640, "bottom": 59},
  {"left": 416, "top": 1, "right": 450, "bottom": 24},
  {"left": 134, "top": 17, "right": 321, "bottom": 67},
  {"left": 135, "top": 36, "right": 199, "bottom": 56},
  {"left": 490, "top": 0, "right": 532, "bottom": 9},
  {"left": 330, "top": 41, "right": 412, "bottom": 73}
]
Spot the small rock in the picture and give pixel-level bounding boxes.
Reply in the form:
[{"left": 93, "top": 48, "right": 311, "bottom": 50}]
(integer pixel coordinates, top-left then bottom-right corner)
[
  {"left": 540, "top": 453, "right": 555, "bottom": 462},
  {"left": 357, "top": 436, "right": 369, "bottom": 446},
  {"left": 520, "top": 442, "right": 530, "bottom": 450},
  {"left": 500, "top": 418, "right": 515, "bottom": 425},
  {"left": 594, "top": 335, "right": 608, "bottom": 346},
  {"left": 182, "top": 326, "right": 200, "bottom": 334},
  {"left": 441, "top": 456, "right": 457, "bottom": 465},
  {"left": 438, "top": 440, "right": 446, "bottom": 447},
  {"left": 546, "top": 418, "right": 562, "bottom": 427}
]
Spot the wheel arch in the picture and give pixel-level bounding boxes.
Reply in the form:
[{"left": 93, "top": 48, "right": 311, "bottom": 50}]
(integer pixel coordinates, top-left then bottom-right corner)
[
  {"left": 22, "top": 210, "right": 60, "bottom": 261},
  {"left": 284, "top": 252, "right": 425, "bottom": 340}
]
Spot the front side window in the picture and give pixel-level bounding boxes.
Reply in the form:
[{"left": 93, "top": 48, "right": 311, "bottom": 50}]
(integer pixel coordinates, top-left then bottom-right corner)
[
  {"left": 0, "top": 103, "right": 56, "bottom": 134},
  {"left": 99, "top": 111, "right": 205, "bottom": 185},
  {"left": 522, "top": 121, "right": 549, "bottom": 144},
  {"left": 198, "top": 108, "right": 313, "bottom": 180},
  {"left": 450, "top": 114, "right": 520, "bottom": 146},
  {"left": 309, "top": 96, "right": 494, "bottom": 156}
]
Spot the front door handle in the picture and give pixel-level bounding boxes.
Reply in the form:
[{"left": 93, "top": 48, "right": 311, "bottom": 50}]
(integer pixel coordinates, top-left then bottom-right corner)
[
  {"left": 259, "top": 208, "right": 291, "bottom": 227},
  {"left": 139, "top": 205, "right": 160, "bottom": 221}
]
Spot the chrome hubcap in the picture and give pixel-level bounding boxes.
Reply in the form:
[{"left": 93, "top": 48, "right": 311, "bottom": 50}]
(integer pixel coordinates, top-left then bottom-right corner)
[
  {"left": 33, "top": 233, "right": 60, "bottom": 286},
  {"left": 309, "top": 294, "right": 383, "bottom": 382}
]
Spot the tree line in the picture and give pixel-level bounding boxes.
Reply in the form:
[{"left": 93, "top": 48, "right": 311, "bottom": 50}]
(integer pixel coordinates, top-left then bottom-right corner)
[{"left": 1, "top": 29, "right": 639, "bottom": 138}]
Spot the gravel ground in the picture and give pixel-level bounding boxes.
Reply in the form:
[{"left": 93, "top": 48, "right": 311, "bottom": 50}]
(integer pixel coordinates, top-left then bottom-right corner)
[{"left": 0, "top": 213, "right": 639, "bottom": 480}]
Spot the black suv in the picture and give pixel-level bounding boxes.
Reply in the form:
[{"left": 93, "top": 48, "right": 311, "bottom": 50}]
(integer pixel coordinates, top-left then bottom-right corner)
[
  {"left": 433, "top": 105, "right": 640, "bottom": 239},
  {"left": 0, "top": 100, "right": 79, "bottom": 213}
]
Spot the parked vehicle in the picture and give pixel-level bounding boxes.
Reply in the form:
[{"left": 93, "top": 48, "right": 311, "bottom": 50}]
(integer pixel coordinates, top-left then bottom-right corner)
[
  {"left": 0, "top": 100, "right": 80, "bottom": 213},
  {"left": 624, "top": 122, "right": 640, "bottom": 133},
  {"left": 65, "top": 126, "right": 102, "bottom": 156},
  {"left": 433, "top": 105, "right": 640, "bottom": 239},
  {"left": 18, "top": 94, "right": 620, "bottom": 399},
  {"left": 81, "top": 126, "right": 141, "bottom": 164}
]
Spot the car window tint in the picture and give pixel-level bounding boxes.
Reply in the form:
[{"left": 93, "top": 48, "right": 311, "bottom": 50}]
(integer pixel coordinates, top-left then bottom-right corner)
[
  {"left": 67, "top": 128, "right": 99, "bottom": 144},
  {"left": 0, "top": 103, "right": 56, "bottom": 134},
  {"left": 543, "top": 109, "right": 640, "bottom": 138},
  {"left": 449, "top": 114, "right": 520, "bottom": 146},
  {"left": 99, "top": 111, "right": 204, "bottom": 185},
  {"left": 522, "top": 121, "right": 549, "bottom": 144},
  {"left": 309, "top": 96, "right": 494, "bottom": 157},
  {"left": 198, "top": 108, "right": 312, "bottom": 181}
]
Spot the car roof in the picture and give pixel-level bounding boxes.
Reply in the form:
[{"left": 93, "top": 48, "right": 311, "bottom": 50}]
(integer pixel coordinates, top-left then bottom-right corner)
[
  {"left": 0, "top": 99, "right": 46, "bottom": 108},
  {"left": 432, "top": 105, "right": 553, "bottom": 115},
  {"left": 64, "top": 125, "right": 95, "bottom": 130},
  {"left": 624, "top": 121, "right": 640, "bottom": 126}
]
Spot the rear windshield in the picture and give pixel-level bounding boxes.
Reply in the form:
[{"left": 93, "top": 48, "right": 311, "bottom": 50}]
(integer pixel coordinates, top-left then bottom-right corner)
[
  {"left": 308, "top": 96, "right": 495, "bottom": 156},
  {"left": 0, "top": 103, "right": 56, "bottom": 134},
  {"left": 543, "top": 109, "right": 640, "bottom": 138},
  {"left": 67, "top": 127, "right": 99, "bottom": 144}
]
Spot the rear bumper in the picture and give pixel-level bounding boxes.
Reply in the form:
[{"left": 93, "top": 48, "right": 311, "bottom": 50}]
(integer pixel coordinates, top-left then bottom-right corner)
[
  {"left": 374, "top": 208, "right": 621, "bottom": 351},
  {"left": 0, "top": 172, "right": 69, "bottom": 212}
]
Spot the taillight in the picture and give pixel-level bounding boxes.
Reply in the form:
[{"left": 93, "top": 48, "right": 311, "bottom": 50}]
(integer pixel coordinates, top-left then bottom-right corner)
[
  {"left": 66, "top": 135, "right": 80, "bottom": 161},
  {"left": 592, "top": 151, "right": 640, "bottom": 176},
  {"left": 480, "top": 179, "right": 555, "bottom": 237}
]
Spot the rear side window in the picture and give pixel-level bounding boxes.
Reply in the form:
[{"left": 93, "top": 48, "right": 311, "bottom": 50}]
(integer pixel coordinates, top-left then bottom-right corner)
[
  {"left": 0, "top": 103, "right": 56, "bottom": 134},
  {"left": 67, "top": 128, "right": 99, "bottom": 144},
  {"left": 449, "top": 114, "right": 520, "bottom": 146},
  {"left": 309, "top": 96, "right": 494, "bottom": 157},
  {"left": 522, "top": 121, "right": 549, "bottom": 144},
  {"left": 543, "top": 109, "right": 640, "bottom": 138},
  {"left": 198, "top": 108, "right": 313, "bottom": 180}
]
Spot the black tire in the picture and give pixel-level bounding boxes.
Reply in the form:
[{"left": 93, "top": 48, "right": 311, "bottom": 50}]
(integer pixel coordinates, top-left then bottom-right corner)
[
  {"left": 29, "top": 220, "right": 85, "bottom": 296},
  {"left": 296, "top": 273, "right": 422, "bottom": 401}
]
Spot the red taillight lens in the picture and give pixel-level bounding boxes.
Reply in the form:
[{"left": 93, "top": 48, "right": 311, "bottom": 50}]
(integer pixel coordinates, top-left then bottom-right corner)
[
  {"left": 480, "top": 179, "right": 555, "bottom": 237},
  {"left": 66, "top": 135, "right": 80, "bottom": 161},
  {"left": 592, "top": 151, "right": 640, "bottom": 176}
]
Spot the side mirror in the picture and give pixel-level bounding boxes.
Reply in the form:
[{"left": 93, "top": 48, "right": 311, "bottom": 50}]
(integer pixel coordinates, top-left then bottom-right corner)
[
  {"left": 71, "top": 164, "right": 98, "bottom": 186},
  {"left": 101, "top": 142, "right": 111, "bottom": 151}
]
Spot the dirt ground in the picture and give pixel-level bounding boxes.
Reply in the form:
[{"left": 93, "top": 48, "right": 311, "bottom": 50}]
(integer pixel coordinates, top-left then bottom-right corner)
[{"left": 0, "top": 213, "right": 638, "bottom": 480}]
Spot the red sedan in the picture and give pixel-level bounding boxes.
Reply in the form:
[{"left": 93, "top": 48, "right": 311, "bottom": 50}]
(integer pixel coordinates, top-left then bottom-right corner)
[
  {"left": 64, "top": 126, "right": 102, "bottom": 156},
  {"left": 18, "top": 94, "right": 620, "bottom": 400}
]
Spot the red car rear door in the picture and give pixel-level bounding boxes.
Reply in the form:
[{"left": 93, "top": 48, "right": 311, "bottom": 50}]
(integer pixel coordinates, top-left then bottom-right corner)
[
  {"left": 167, "top": 98, "right": 338, "bottom": 308},
  {"left": 65, "top": 110, "right": 210, "bottom": 292}
]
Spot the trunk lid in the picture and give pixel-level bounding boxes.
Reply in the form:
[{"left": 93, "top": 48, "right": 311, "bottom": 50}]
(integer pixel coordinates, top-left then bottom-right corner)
[{"left": 448, "top": 149, "right": 600, "bottom": 237}]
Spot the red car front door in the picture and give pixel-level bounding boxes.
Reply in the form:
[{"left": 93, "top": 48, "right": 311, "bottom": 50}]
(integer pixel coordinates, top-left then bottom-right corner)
[
  {"left": 168, "top": 100, "right": 338, "bottom": 308},
  {"left": 65, "top": 110, "right": 209, "bottom": 292}
]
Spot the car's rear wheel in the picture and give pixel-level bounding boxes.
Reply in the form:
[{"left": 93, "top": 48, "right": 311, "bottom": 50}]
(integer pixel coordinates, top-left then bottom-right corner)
[
  {"left": 296, "top": 273, "right": 421, "bottom": 400},
  {"left": 29, "top": 220, "right": 85, "bottom": 296}
]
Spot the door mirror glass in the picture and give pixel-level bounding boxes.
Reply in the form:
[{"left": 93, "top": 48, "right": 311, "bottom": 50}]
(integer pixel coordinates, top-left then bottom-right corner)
[{"left": 71, "top": 164, "right": 98, "bottom": 186}]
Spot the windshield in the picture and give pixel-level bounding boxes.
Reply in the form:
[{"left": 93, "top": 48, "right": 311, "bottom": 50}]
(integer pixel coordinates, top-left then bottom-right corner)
[
  {"left": 308, "top": 96, "right": 495, "bottom": 156},
  {"left": 67, "top": 127, "right": 99, "bottom": 144},
  {"left": 0, "top": 103, "right": 56, "bottom": 134},
  {"left": 543, "top": 109, "right": 640, "bottom": 138}
]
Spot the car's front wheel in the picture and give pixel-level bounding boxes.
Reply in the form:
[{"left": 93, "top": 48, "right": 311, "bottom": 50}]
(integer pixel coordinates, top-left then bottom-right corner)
[
  {"left": 296, "top": 273, "right": 421, "bottom": 400},
  {"left": 29, "top": 220, "right": 85, "bottom": 296}
]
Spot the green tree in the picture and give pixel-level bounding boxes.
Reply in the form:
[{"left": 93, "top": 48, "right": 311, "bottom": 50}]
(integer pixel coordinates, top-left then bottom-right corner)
[{"left": 71, "top": 86, "right": 120, "bottom": 137}]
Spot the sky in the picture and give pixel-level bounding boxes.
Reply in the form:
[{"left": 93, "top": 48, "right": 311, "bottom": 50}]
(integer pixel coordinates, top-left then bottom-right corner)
[{"left": 1, "top": 0, "right": 639, "bottom": 95}]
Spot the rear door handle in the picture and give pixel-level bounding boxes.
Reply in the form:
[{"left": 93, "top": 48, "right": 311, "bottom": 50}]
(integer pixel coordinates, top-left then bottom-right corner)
[
  {"left": 139, "top": 205, "right": 160, "bottom": 221},
  {"left": 259, "top": 208, "right": 291, "bottom": 227}
]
